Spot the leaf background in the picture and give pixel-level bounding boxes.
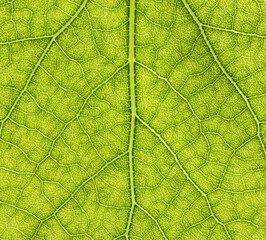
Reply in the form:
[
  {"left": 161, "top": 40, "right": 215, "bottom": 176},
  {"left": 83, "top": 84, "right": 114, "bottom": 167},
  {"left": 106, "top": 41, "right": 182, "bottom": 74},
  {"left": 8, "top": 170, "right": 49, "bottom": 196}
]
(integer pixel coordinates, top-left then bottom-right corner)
[{"left": 0, "top": 0, "right": 265, "bottom": 239}]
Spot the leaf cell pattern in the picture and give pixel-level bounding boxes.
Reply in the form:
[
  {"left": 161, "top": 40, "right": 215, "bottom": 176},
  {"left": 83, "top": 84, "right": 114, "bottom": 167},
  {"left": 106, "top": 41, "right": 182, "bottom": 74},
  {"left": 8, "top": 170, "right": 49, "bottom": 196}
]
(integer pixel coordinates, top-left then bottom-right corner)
[{"left": 0, "top": 0, "right": 265, "bottom": 239}]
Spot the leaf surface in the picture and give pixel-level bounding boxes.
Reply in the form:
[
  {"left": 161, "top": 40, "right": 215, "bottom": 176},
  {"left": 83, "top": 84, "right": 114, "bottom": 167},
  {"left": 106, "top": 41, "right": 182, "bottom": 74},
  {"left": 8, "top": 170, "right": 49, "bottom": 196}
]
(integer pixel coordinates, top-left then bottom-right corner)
[{"left": 0, "top": 0, "right": 265, "bottom": 239}]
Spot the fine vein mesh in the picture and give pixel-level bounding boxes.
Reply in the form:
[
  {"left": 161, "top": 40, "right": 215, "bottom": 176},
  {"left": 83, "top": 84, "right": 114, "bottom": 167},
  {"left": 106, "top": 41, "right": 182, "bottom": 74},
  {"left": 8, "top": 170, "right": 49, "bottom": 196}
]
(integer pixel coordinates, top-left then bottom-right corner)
[{"left": 0, "top": 0, "right": 265, "bottom": 239}]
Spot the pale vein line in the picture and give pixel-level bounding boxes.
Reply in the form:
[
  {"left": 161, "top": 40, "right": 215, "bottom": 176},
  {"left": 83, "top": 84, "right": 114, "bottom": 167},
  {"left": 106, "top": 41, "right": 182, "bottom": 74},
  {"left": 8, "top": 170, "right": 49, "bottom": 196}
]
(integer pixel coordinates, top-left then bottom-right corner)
[
  {"left": 135, "top": 203, "right": 168, "bottom": 240},
  {"left": 30, "top": 151, "right": 128, "bottom": 239},
  {"left": 0, "top": 0, "right": 89, "bottom": 138},
  {"left": 125, "top": 0, "right": 136, "bottom": 238},
  {"left": 0, "top": 36, "right": 52, "bottom": 45},
  {"left": 202, "top": 24, "right": 266, "bottom": 38},
  {"left": 136, "top": 114, "right": 232, "bottom": 240},
  {"left": 181, "top": 0, "right": 266, "bottom": 159},
  {"left": 135, "top": 60, "right": 200, "bottom": 121},
  {"left": 0, "top": 201, "right": 42, "bottom": 222}
]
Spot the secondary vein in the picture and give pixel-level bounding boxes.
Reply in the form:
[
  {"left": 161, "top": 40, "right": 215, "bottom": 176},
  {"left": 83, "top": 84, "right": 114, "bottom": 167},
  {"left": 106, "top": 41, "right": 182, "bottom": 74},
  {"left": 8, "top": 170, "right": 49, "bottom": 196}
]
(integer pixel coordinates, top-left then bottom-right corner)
[
  {"left": 0, "top": 0, "right": 89, "bottom": 138},
  {"left": 181, "top": 0, "right": 266, "bottom": 159}
]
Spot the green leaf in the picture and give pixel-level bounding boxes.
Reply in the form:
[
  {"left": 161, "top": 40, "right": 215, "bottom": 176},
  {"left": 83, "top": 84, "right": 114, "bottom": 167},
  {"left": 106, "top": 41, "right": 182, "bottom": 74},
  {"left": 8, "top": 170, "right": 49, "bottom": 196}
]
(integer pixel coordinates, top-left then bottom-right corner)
[{"left": 0, "top": 0, "right": 265, "bottom": 239}]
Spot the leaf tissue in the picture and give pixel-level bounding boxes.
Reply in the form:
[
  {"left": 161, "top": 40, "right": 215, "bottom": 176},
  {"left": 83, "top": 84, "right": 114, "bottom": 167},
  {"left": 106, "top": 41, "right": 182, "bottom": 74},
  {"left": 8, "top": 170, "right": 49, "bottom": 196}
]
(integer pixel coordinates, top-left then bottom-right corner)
[{"left": 0, "top": 0, "right": 265, "bottom": 239}]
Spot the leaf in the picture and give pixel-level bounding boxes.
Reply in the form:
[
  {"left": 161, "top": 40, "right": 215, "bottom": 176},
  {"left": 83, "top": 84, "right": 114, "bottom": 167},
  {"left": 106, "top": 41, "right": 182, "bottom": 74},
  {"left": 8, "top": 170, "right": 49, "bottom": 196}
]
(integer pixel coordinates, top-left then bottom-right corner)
[{"left": 0, "top": 0, "right": 265, "bottom": 239}]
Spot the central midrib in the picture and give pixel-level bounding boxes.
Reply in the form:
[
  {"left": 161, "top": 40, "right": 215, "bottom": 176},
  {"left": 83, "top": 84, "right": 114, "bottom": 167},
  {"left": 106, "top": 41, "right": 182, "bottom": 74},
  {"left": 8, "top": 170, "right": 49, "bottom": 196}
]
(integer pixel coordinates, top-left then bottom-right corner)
[{"left": 126, "top": 0, "right": 136, "bottom": 238}]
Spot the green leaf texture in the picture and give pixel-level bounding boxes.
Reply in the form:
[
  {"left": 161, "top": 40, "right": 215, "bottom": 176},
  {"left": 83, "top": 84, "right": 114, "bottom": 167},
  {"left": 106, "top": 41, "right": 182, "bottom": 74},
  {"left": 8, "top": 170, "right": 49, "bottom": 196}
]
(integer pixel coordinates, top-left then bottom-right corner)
[{"left": 0, "top": 0, "right": 265, "bottom": 239}]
